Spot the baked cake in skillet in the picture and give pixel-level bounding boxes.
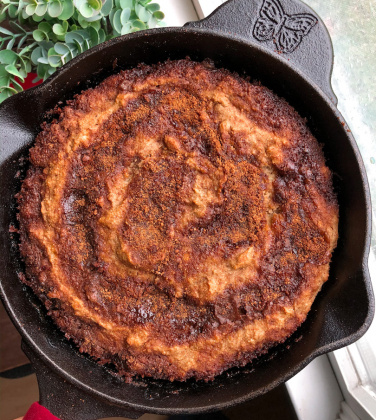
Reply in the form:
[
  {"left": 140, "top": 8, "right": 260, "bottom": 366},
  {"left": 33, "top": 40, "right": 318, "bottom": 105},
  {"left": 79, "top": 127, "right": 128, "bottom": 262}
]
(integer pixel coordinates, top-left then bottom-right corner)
[{"left": 17, "top": 59, "right": 338, "bottom": 382}]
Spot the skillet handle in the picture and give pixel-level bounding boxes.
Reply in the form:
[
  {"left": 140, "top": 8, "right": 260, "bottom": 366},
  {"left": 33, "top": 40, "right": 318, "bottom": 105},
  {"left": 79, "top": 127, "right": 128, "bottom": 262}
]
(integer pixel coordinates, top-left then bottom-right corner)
[
  {"left": 186, "top": 0, "right": 337, "bottom": 104},
  {"left": 22, "top": 341, "right": 142, "bottom": 420}
]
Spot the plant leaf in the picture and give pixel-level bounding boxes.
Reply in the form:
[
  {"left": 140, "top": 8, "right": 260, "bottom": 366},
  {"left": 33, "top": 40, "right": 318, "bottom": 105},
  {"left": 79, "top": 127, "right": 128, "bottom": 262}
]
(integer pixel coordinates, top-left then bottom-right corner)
[
  {"left": 0, "top": 10, "right": 7, "bottom": 23},
  {"left": 112, "top": 9, "right": 122, "bottom": 33},
  {"left": 152, "top": 10, "right": 164, "bottom": 20},
  {"left": 87, "top": 26, "right": 99, "bottom": 45},
  {"left": 0, "top": 27, "right": 14, "bottom": 36},
  {"left": 0, "top": 64, "right": 11, "bottom": 87},
  {"left": 17, "top": 55, "right": 31, "bottom": 74},
  {"left": 25, "top": 60, "right": 32, "bottom": 73},
  {"left": 0, "top": 64, "right": 10, "bottom": 77},
  {"left": 54, "top": 42, "right": 70, "bottom": 55},
  {"left": 65, "top": 42, "right": 78, "bottom": 58},
  {"left": 18, "top": 55, "right": 27, "bottom": 72},
  {"left": 25, "top": 4, "right": 37, "bottom": 16},
  {"left": 36, "top": 62, "right": 49, "bottom": 79},
  {"left": 8, "top": 4, "right": 19, "bottom": 18},
  {"left": 0, "top": 76, "right": 11, "bottom": 87},
  {"left": 88, "top": 0, "right": 102, "bottom": 11},
  {"left": 147, "top": 15, "right": 157, "bottom": 28},
  {"left": 35, "top": 3, "right": 48, "bottom": 16},
  {"left": 6, "top": 37, "right": 15, "bottom": 50},
  {"left": 4, "top": 64, "right": 25, "bottom": 82},
  {"left": 120, "top": 21, "right": 131, "bottom": 35},
  {"left": 3, "top": 87, "right": 16, "bottom": 95},
  {"left": 18, "top": 34, "right": 28, "bottom": 49},
  {"left": 32, "top": 13, "right": 44, "bottom": 21},
  {"left": 131, "top": 19, "right": 146, "bottom": 29},
  {"left": 59, "top": 0, "right": 74, "bottom": 20},
  {"left": 98, "top": 28, "right": 105, "bottom": 43},
  {"left": 65, "top": 31, "right": 84, "bottom": 45},
  {"left": 77, "top": 12, "right": 89, "bottom": 27},
  {"left": 109, "top": 8, "right": 115, "bottom": 24},
  {"left": 76, "top": 29, "right": 91, "bottom": 40},
  {"left": 12, "top": 78, "right": 24, "bottom": 92},
  {"left": 37, "top": 56, "right": 49, "bottom": 64},
  {"left": 120, "top": 7, "right": 130, "bottom": 24},
  {"left": 48, "top": 1, "right": 63, "bottom": 18},
  {"left": 48, "top": 55, "right": 62, "bottom": 67},
  {"left": 100, "top": 0, "right": 112, "bottom": 16},
  {"left": 33, "top": 29, "right": 47, "bottom": 42},
  {"left": 120, "top": 0, "right": 132, "bottom": 9},
  {"left": 9, "top": 21, "right": 25, "bottom": 33},
  {"left": 0, "top": 49, "right": 18, "bottom": 65},
  {"left": 92, "top": 19, "right": 101, "bottom": 29},
  {"left": 135, "top": 4, "right": 149, "bottom": 22},
  {"left": 19, "top": 44, "right": 33, "bottom": 56},
  {"left": 0, "top": 92, "right": 11, "bottom": 102},
  {"left": 85, "top": 13, "right": 101, "bottom": 21},
  {"left": 79, "top": 4, "right": 94, "bottom": 18},
  {"left": 145, "top": 3, "right": 159, "bottom": 12},
  {"left": 75, "top": 0, "right": 86, "bottom": 8},
  {"left": 38, "top": 22, "right": 52, "bottom": 33},
  {"left": 16, "top": 0, "right": 25, "bottom": 15},
  {"left": 53, "top": 23, "right": 65, "bottom": 35},
  {"left": 30, "top": 48, "right": 42, "bottom": 64}
]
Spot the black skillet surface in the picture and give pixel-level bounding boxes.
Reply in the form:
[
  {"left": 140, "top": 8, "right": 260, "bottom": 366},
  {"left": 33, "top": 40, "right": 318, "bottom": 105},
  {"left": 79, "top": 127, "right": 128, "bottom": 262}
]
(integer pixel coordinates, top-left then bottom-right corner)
[{"left": 0, "top": 0, "right": 374, "bottom": 419}]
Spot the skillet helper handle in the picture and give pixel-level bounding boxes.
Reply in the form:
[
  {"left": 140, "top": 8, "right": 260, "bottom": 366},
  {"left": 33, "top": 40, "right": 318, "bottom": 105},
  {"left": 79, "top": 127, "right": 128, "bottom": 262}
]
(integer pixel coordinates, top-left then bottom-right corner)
[
  {"left": 22, "top": 341, "right": 142, "bottom": 420},
  {"left": 186, "top": 0, "right": 337, "bottom": 104}
]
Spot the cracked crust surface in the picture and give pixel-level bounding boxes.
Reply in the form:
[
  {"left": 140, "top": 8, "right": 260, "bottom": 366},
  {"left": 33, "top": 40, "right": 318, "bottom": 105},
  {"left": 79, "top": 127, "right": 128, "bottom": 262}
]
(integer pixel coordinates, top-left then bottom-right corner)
[{"left": 17, "top": 59, "right": 338, "bottom": 382}]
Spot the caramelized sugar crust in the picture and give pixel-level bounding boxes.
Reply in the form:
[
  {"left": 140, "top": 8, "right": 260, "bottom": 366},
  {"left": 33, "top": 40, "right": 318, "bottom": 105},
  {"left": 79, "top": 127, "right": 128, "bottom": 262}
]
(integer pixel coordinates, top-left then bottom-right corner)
[{"left": 17, "top": 59, "right": 338, "bottom": 381}]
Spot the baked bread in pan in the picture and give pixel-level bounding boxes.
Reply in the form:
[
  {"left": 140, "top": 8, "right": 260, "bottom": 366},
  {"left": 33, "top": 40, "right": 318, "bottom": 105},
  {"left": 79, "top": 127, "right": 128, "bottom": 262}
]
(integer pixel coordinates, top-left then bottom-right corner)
[{"left": 17, "top": 59, "right": 338, "bottom": 382}]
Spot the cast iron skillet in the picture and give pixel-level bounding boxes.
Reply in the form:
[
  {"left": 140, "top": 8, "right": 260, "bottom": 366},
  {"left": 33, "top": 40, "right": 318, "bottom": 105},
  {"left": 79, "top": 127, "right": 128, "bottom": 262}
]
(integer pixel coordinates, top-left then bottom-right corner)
[{"left": 0, "top": 0, "right": 374, "bottom": 419}]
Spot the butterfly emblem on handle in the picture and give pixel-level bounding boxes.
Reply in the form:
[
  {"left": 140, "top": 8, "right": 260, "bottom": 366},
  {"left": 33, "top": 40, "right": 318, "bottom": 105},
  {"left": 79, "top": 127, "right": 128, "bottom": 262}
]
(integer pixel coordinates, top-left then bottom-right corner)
[{"left": 253, "top": 0, "right": 318, "bottom": 53}]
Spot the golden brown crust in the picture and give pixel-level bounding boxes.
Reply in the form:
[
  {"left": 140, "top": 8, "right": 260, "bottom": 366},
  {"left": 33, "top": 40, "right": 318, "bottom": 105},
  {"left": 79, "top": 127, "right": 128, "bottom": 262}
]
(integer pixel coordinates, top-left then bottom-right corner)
[{"left": 17, "top": 59, "right": 338, "bottom": 382}]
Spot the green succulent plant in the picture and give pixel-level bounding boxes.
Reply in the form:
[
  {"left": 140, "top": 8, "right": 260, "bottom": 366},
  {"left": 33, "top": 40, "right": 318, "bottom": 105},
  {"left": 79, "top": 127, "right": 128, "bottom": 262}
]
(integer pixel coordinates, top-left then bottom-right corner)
[{"left": 0, "top": 0, "right": 165, "bottom": 103}]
